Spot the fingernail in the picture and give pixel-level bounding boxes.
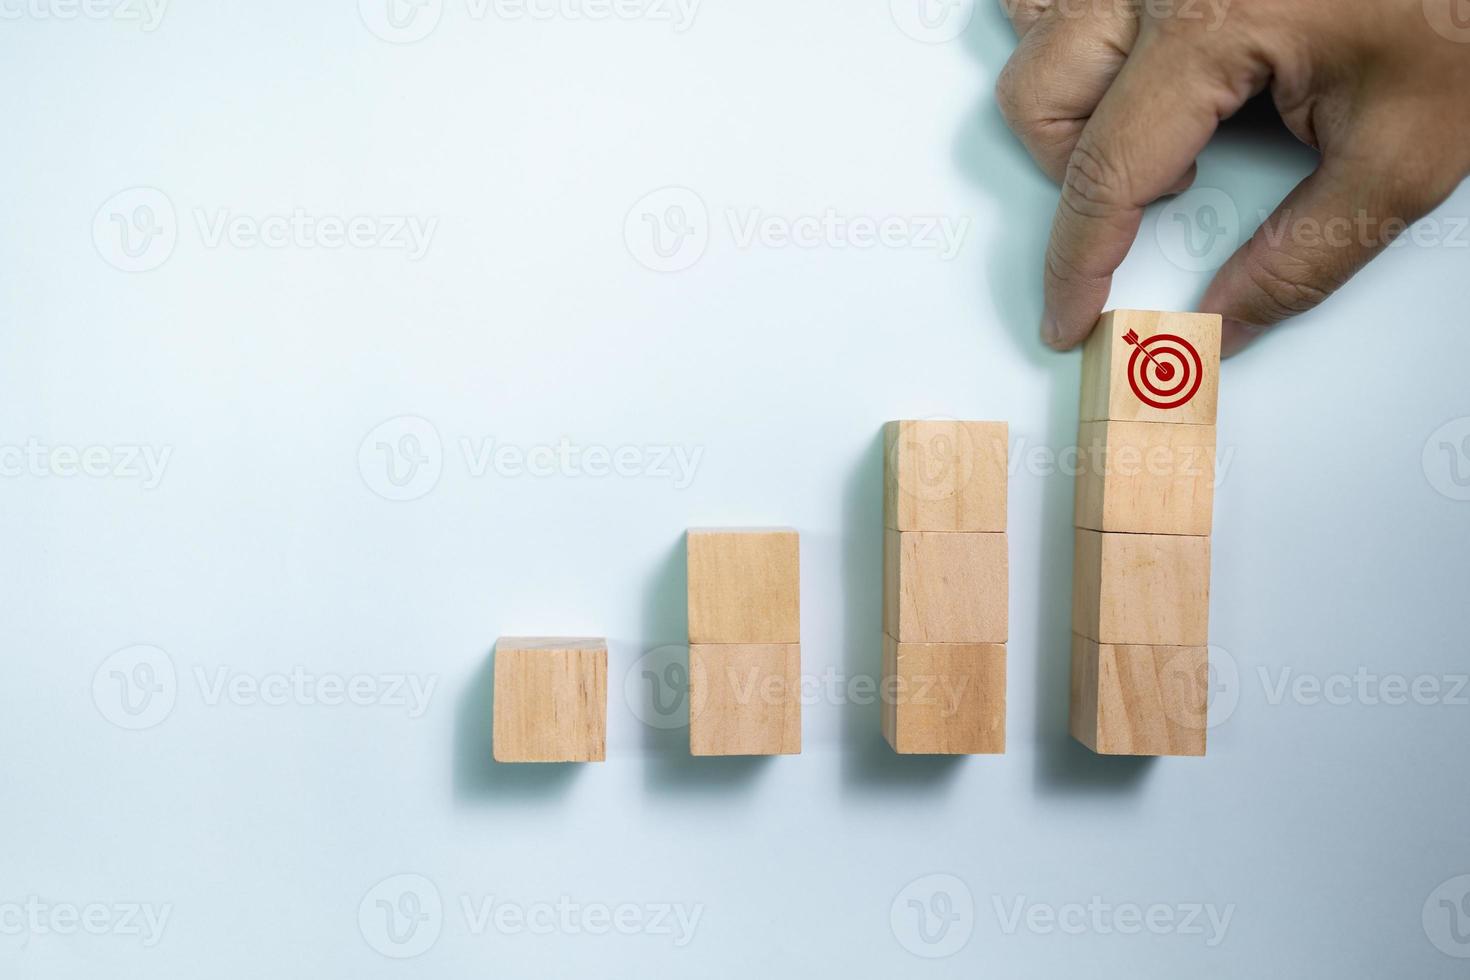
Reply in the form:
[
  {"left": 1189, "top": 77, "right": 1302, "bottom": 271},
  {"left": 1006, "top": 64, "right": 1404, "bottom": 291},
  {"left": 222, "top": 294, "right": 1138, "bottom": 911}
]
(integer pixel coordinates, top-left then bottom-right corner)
[{"left": 1042, "top": 312, "right": 1062, "bottom": 348}]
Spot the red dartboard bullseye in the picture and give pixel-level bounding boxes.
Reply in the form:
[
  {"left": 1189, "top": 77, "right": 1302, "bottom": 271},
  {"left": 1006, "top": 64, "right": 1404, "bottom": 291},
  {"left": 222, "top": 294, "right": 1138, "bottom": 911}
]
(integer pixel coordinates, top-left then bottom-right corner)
[{"left": 1125, "top": 333, "right": 1203, "bottom": 410}]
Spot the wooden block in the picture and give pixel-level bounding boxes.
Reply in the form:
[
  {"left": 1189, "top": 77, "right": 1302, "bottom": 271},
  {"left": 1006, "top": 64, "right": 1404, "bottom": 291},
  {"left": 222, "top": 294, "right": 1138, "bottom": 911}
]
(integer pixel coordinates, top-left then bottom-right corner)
[
  {"left": 1072, "top": 529, "right": 1210, "bottom": 646},
  {"left": 884, "top": 420, "right": 1008, "bottom": 532},
  {"left": 1080, "top": 310, "right": 1222, "bottom": 426},
  {"left": 687, "top": 528, "right": 800, "bottom": 644},
  {"left": 1074, "top": 420, "right": 1217, "bottom": 536},
  {"left": 689, "top": 644, "right": 800, "bottom": 756},
  {"left": 883, "top": 529, "right": 1008, "bottom": 643},
  {"left": 492, "top": 637, "right": 607, "bottom": 763},
  {"left": 1070, "top": 634, "right": 1206, "bottom": 756},
  {"left": 882, "top": 635, "right": 1005, "bottom": 755}
]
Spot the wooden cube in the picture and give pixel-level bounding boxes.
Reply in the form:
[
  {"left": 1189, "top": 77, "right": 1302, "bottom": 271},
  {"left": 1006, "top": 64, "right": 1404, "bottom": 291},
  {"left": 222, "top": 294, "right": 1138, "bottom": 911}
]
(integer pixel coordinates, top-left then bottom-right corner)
[
  {"left": 1072, "top": 529, "right": 1210, "bottom": 646},
  {"left": 1080, "top": 310, "right": 1221, "bottom": 426},
  {"left": 1070, "top": 634, "right": 1207, "bottom": 756},
  {"left": 882, "top": 635, "right": 1005, "bottom": 754},
  {"left": 884, "top": 420, "right": 1008, "bottom": 532},
  {"left": 492, "top": 637, "right": 607, "bottom": 763},
  {"left": 689, "top": 644, "right": 800, "bottom": 756},
  {"left": 1074, "top": 420, "right": 1217, "bottom": 536},
  {"left": 687, "top": 528, "right": 799, "bottom": 644},
  {"left": 883, "top": 529, "right": 1008, "bottom": 643}
]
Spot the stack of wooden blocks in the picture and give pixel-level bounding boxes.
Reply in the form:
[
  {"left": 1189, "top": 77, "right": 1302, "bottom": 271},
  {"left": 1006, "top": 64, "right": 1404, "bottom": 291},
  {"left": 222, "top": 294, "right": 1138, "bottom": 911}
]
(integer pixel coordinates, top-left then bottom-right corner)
[
  {"left": 882, "top": 420, "right": 1009, "bottom": 754},
  {"left": 1069, "top": 310, "right": 1221, "bottom": 757},
  {"left": 686, "top": 528, "right": 802, "bottom": 756}
]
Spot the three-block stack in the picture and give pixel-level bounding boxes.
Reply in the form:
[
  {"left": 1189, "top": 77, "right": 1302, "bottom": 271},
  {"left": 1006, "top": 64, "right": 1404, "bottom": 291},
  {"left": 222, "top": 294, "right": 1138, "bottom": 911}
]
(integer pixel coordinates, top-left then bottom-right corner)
[
  {"left": 686, "top": 528, "right": 802, "bottom": 756},
  {"left": 1069, "top": 310, "right": 1221, "bottom": 756},
  {"left": 882, "top": 421, "right": 1009, "bottom": 754}
]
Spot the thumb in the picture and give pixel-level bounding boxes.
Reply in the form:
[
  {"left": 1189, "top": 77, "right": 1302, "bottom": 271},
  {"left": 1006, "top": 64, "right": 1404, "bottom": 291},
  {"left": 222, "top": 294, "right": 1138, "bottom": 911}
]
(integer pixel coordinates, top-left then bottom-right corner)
[{"left": 1201, "top": 147, "right": 1453, "bottom": 357}]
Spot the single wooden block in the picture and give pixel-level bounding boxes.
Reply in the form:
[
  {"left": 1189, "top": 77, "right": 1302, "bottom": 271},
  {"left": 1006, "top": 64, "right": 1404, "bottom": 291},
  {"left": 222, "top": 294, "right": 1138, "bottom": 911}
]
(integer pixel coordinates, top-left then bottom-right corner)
[
  {"left": 1070, "top": 634, "right": 1207, "bottom": 756},
  {"left": 1074, "top": 420, "right": 1217, "bottom": 536},
  {"left": 689, "top": 644, "right": 801, "bottom": 756},
  {"left": 687, "top": 528, "right": 800, "bottom": 644},
  {"left": 1072, "top": 529, "right": 1210, "bottom": 646},
  {"left": 1080, "top": 310, "right": 1222, "bottom": 426},
  {"left": 883, "top": 530, "right": 1008, "bottom": 643},
  {"left": 492, "top": 637, "right": 607, "bottom": 763},
  {"left": 882, "top": 635, "right": 1006, "bottom": 755},
  {"left": 884, "top": 419, "right": 1008, "bottom": 532}
]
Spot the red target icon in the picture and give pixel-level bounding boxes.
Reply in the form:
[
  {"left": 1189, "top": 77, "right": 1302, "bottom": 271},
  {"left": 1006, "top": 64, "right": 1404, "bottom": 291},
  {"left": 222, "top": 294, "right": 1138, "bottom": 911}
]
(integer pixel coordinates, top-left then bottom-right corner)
[{"left": 1123, "top": 329, "right": 1203, "bottom": 410}]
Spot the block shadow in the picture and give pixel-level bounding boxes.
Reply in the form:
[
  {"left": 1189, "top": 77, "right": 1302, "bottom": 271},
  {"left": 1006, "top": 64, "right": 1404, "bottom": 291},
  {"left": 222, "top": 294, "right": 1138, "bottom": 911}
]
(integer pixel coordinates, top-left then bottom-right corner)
[
  {"left": 954, "top": 10, "right": 1152, "bottom": 793},
  {"left": 638, "top": 535, "right": 769, "bottom": 794},
  {"left": 452, "top": 651, "right": 581, "bottom": 805},
  {"left": 839, "top": 430, "right": 965, "bottom": 795}
]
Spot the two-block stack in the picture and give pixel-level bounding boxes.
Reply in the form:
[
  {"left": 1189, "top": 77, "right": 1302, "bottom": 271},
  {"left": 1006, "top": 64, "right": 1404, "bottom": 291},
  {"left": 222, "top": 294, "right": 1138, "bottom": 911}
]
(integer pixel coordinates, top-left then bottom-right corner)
[
  {"left": 1069, "top": 310, "right": 1221, "bottom": 756},
  {"left": 686, "top": 528, "right": 802, "bottom": 756},
  {"left": 882, "top": 421, "right": 1009, "bottom": 754}
]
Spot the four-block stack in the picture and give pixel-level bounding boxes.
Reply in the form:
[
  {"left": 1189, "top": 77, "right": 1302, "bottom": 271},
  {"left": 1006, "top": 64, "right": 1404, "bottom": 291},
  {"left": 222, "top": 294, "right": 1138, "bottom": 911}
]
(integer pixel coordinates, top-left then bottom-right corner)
[
  {"left": 882, "top": 421, "right": 1009, "bottom": 754},
  {"left": 1069, "top": 310, "right": 1222, "bottom": 756}
]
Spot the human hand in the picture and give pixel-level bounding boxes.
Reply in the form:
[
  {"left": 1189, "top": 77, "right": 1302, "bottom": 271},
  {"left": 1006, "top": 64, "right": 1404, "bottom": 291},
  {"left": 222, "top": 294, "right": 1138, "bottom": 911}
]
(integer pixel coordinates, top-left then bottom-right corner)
[{"left": 995, "top": 0, "right": 1470, "bottom": 356}]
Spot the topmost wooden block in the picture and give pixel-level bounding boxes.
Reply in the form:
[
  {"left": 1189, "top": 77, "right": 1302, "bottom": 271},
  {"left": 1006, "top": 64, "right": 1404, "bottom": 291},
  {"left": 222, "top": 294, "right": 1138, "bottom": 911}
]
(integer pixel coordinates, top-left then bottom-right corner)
[
  {"left": 1080, "top": 311, "right": 1222, "bottom": 426},
  {"left": 884, "top": 420, "right": 1008, "bottom": 532},
  {"left": 687, "top": 528, "right": 800, "bottom": 644}
]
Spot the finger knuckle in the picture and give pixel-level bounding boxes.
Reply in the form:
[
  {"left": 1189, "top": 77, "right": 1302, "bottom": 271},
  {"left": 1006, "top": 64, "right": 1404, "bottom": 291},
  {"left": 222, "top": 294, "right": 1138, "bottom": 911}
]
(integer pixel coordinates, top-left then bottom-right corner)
[
  {"left": 1242, "top": 249, "right": 1334, "bottom": 320},
  {"left": 1061, "top": 141, "right": 1131, "bottom": 216}
]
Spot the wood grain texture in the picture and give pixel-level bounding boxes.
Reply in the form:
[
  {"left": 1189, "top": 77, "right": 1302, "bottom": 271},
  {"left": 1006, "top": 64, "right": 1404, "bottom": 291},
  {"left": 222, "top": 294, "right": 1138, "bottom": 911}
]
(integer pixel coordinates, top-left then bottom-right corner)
[
  {"left": 1079, "top": 310, "right": 1222, "bottom": 426},
  {"left": 882, "top": 635, "right": 1006, "bottom": 755},
  {"left": 1070, "top": 634, "right": 1207, "bottom": 756},
  {"left": 492, "top": 637, "right": 607, "bottom": 763},
  {"left": 883, "top": 529, "right": 1008, "bottom": 643},
  {"left": 884, "top": 419, "right": 1008, "bottom": 532},
  {"left": 1072, "top": 529, "right": 1210, "bottom": 646},
  {"left": 689, "top": 643, "right": 801, "bottom": 756},
  {"left": 686, "top": 528, "right": 800, "bottom": 644},
  {"left": 1074, "top": 420, "right": 1217, "bottom": 536}
]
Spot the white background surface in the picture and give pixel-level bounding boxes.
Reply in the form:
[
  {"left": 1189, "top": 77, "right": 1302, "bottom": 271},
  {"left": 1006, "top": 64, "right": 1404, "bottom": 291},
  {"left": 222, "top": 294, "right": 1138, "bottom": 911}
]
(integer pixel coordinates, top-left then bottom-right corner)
[{"left": 3, "top": 0, "right": 1470, "bottom": 976}]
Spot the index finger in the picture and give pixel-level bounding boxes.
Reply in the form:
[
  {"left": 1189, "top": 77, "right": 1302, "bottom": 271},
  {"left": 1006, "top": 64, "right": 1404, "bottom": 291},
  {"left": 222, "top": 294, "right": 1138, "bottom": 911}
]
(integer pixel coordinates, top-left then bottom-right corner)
[{"left": 1041, "top": 32, "right": 1258, "bottom": 349}]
